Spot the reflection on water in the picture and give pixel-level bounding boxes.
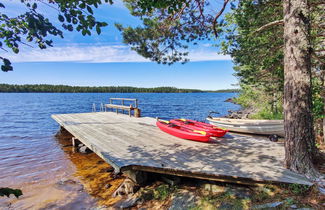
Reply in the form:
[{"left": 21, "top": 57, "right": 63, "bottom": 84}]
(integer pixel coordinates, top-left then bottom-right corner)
[
  {"left": 0, "top": 93, "right": 240, "bottom": 208},
  {"left": 55, "top": 130, "right": 125, "bottom": 207},
  {"left": 1, "top": 127, "right": 124, "bottom": 209},
  {"left": 0, "top": 131, "right": 94, "bottom": 209}
]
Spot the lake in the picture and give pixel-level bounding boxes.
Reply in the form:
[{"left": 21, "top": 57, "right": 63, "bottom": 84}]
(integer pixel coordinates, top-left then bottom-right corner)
[{"left": 0, "top": 93, "right": 240, "bottom": 209}]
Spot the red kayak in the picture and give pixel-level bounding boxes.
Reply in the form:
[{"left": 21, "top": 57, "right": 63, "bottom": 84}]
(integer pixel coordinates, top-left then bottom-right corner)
[
  {"left": 170, "top": 119, "right": 228, "bottom": 137},
  {"left": 156, "top": 119, "right": 211, "bottom": 142}
]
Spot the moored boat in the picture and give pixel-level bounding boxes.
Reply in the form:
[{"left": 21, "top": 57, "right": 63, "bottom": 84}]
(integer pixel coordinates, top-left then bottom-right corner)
[
  {"left": 156, "top": 119, "right": 211, "bottom": 142},
  {"left": 170, "top": 119, "right": 228, "bottom": 137},
  {"left": 206, "top": 117, "right": 284, "bottom": 137}
]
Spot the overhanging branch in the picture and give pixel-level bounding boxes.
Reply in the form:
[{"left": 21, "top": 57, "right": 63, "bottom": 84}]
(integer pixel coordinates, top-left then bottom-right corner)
[
  {"left": 212, "top": 0, "right": 229, "bottom": 39},
  {"left": 253, "top": 20, "right": 284, "bottom": 34}
]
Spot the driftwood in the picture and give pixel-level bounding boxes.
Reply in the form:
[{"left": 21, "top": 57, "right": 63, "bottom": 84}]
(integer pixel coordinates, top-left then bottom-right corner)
[{"left": 112, "top": 178, "right": 139, "bottom": 197}]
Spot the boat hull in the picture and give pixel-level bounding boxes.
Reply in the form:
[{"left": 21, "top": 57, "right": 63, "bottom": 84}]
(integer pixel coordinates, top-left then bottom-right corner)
[
  {"left": 206, "top": 118, "right": 284, "bottom": 137},
  {"left": 156, "top": 120, "right": 211, "bottom": 142},
  {"left": 170, "top": 119, "right": 227, "bottom": 138}
]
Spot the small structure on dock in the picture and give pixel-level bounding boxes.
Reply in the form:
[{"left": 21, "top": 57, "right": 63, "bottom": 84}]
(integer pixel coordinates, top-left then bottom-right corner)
[
  {"left": 52, "top": 112, "right": 312, "bottom": 186},
  {"left": 104, "top": 98, "right": 141, "bottom": 117}
]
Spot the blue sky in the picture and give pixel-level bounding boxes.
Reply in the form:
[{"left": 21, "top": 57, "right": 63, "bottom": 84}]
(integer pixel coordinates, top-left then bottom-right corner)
[{"left": 0, "top": 1, "right": 237, "bottom": 90}]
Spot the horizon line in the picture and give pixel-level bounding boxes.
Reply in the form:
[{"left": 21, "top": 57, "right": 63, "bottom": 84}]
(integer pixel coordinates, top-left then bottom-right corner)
[{"left": 0, "top": 83, "right": 239, "bottom": 92}]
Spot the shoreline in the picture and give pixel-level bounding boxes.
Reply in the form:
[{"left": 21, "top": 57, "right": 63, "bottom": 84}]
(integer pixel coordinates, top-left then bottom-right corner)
[
  {"left": 0, "top": 84, "right": 240, "bottom": 94},
  {"left": 223, "top": 97, "right": 254, "bottom": 119}
]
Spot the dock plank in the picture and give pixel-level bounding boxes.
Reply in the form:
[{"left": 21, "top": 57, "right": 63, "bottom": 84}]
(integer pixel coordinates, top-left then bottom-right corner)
[{"left": 52, "top": 112, "right": 312, "bottom": 185}]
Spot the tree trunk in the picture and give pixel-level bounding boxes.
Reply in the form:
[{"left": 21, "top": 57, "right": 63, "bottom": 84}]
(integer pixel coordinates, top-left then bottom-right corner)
[
  {"left": 321, "top": 65, "right": 325, "bottom": 144},
  {"left": 283, "top": 0, "right": 318, "bottom": 178}
]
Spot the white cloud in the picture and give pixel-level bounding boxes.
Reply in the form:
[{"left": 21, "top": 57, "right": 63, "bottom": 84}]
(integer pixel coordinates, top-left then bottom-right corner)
[
  {"left": 4, "top": 45, "right": 147, "bottom": 63},
  {"left": 189, "top": 50, "right": 231, "bottom": 61},
  {"left": 3, "top": 45, "right": 231, "bottom": 63}
]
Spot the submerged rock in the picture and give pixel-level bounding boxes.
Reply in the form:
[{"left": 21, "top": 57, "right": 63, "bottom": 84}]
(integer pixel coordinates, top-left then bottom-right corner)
[
  {"left": 55, "top": 178, "right": 84, "bottom": 192},
  {"left": 112, "top": 178, "right": 139, "bottom": 197},
  {"left": 79, "top": 146, "right": 91, "bottom": 153},
  {"left": 113, "top": 196, "right": 139, "bottom": 209},
  {"left": 225, "top": 98, "right": 236, "bottom": 103}
]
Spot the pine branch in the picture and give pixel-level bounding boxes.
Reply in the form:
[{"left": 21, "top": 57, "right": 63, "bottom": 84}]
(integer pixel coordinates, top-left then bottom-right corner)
[
  {"left": 212, "top": 0, "right": 229, "bottom": 39},
  {"left": 253, "top": 20, "right": 284, "bottom": 34},
  {"left": 312, "top": 52, "right": 325, "bottom": 65}
]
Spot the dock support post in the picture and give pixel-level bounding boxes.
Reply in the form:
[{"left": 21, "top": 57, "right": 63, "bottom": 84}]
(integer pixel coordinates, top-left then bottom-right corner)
[
  {"left": 122, "top": 170, "right": 147, "bottom": 185},
  {"left": 134, "top": 108, "right": 141, "bottom": 118},
  {"left": 72, "top": 137, "right": 76, "bottom": 147}
]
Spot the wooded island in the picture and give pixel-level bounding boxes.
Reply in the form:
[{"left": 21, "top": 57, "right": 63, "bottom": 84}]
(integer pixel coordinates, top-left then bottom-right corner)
[{"left": 0, "top": 84, "right": 239, "bottom": 93}]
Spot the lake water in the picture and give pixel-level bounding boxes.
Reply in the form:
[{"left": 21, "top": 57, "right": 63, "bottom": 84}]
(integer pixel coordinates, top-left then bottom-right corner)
[{"left": 0, "top": 93, "right": 240, "bottom": 209}]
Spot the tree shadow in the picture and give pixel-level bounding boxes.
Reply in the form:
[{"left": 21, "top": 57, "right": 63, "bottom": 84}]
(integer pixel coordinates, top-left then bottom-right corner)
[{"left": 100, "top": 133, "right": 311, "bottom": 185}]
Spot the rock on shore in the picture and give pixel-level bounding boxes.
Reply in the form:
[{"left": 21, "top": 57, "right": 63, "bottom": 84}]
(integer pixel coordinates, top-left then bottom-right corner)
[
  {"left": 225, "top": 107, "right": 256, "bottom": 119},
  {"left": 224, "top": 97, "right": 254, "bottom": 119}
]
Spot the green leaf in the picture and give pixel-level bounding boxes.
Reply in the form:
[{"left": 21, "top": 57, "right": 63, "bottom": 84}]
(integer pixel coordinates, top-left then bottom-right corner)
[
  {"left": 64, "top": 14, "right": 71, "bottom": 23},
  {"left": 79, "top": 2, "right": 86, "bottom": 9},
  {"left": 100, "top": 22, "right": 108, "bottom": 27},
  {"left": 86, "top": 6, "right": 93, "bottom": 14},
  {"left": 45, "top": 40, "right": 53, "bottom": 46},
  {"left": 13, "top": 48, "right": 19, "bottom": 54},
  {"left": 58, "top": 15, "right": 64, "bottom": 22},
  {"left": 72, "top": 17, "right": 78, "bottom": 24},
  {"left": 3, "top": 58, "right": 11, "bottom": 65},
  {"left": 96, "top": 24, "right": 101, "bottom": 35},
  {"left": 67, "top": 24, "right": 73, "bottom": 31},
  {"left": 32, "top": 3, "right": 37, "bottom": 10}
]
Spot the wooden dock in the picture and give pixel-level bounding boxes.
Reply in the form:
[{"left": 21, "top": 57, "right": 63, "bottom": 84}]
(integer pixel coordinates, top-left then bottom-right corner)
[{"left": 52, "top": 112, "right": 312, "bottom": 186}]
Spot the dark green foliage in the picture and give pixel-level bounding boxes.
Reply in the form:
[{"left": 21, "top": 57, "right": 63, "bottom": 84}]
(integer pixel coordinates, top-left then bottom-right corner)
[
  {"left": 219, "top": 0, "right": 324, "bottom": 120},
  {"left": 0, "top": 0, "right": 110, "bottom": 71},
  {"left": 0, "top": 84, "right": 206, "bottom": 93},
  {"left": 221, "top": 0, "right": 284, "bottom": 90},
  {"left": 153, "top": 184, "right": 176, "bottom": 200},
  {"left": 286, "top": 184, "right": 310, "bottom": 196},
  {"left": 131, "top": 0, "right": 187, "bottom": 14},
  {"left": 0, "top": 57, "right": 12, "bottom": 72},
  {"left": 117, "top": 0, "right": 213, "bottom": 64},
  {"left": 209, "top": 89, "right": 239, "bottom": 93},
  {"left": 0, "top": 84, "right": 238, "bottom": 93},
  {"left": 312, "top": 77, "right": 324, "bottom": 120},
  {"left": 0, "top": 188, "right": 23, "bottom": 198}
]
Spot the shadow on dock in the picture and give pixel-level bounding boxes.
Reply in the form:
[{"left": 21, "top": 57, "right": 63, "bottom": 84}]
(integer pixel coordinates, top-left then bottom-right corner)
[{"left": 52, "top": 112, "right": 312, "bottom": 186}]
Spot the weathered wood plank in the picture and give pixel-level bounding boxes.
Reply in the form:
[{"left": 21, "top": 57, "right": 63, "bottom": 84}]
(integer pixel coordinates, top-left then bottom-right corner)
[{"left": 51, "top": 112, "right": 312, "bottom": 185}]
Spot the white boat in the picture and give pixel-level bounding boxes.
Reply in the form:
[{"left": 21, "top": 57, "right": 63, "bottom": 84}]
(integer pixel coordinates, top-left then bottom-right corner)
[{"left": 206, "top": 117, "right": 284, "bottom": 137}]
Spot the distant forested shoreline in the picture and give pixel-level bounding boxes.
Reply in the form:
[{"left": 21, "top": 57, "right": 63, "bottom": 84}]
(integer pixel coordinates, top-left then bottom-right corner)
[{"left": 0, "top": 84, "right": 239, "bottom": 93}]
